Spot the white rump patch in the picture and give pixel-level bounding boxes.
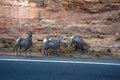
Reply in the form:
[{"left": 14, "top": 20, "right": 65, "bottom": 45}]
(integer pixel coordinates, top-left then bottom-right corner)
[
  {"left": 70, "top": 36, "right": 75, "bottom": 41},
  {"left": 16, "top": 38, "right": 20, "bottom": 44},
  {"left": 43, "top": 38, "right": 48, "bottom": 44}
]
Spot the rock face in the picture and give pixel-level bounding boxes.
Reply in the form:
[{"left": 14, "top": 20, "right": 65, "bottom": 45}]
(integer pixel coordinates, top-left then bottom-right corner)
[{"left": 0, "top": 0, "right": 120, "bottom": 54}]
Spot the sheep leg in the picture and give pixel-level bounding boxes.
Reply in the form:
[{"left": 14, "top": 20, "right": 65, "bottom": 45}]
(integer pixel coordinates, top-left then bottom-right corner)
[
  {"left": 19, "top": 47, "right": 22, "bottom": 56},
  {"left": 29, "top": 47, "right": 32, "bottom": 58},
  {"left": 53, "top": 48, "right": 55, "bottom": 56},
  {"left": 71, "top": 43, "right": 75, "bottom": 50},
  {"left": 42, "top": 46, "right": 46, "bottom": 56},
  {"left": 50, "top": 47, "right": 55, "bottom": 56},
  {"left": 15, "top": 46, "right": 19, "bottom": 56},
  {"left": 57, "top": 48, "right": 60, "bottom": 56},
  {"left": 79, "top": 44, "right": 84, "bottom": 54},
  {"left": 25, "top": 50, "right": 27, "bottom": 58},
  {"left": 71, "top": 43, "right": 77, "bottom": 51},
  {"left": 55, "top": 48, "right": 59, "bottom": 56},
  {"left": 24, "top": 48, "right": 28, "bottom": 58}
]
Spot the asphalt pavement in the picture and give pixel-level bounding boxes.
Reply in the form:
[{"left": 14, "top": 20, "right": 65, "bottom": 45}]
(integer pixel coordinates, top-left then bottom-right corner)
[{"left": 0, "top": 56, "right": 120, "bottom": 80}]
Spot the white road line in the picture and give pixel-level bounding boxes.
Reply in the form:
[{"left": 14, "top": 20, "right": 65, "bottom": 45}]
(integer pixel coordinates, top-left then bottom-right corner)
[{"left": 0, "top": 58, "right": 120, "bottom": 66}]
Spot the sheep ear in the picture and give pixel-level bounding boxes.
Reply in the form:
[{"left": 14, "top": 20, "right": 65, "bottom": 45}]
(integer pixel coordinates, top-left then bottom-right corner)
[
  {"left": 27, "top": 32, "right": 34, "bottom": 34},
  {"left": 58, "top": 35, "right": 62, "bottom": 40},
  {"left": 26, "top": 32, "right": 30, "bottom": 34},
  {"left": 31, "top": 32, "right": 35, "bottom": 34},
  {"left": 32, "top": 32, "right": 35, "bottom": 34}
]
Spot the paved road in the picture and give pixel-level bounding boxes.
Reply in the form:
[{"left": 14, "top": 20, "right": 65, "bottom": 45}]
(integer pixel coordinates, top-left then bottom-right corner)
[{"left": 0, "top": 56, "right": 120, "bottom": 80}]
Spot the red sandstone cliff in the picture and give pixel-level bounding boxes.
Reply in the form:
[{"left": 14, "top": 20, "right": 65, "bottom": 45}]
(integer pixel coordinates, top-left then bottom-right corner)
[{"left": 0, "top": 0, "right": 120, "bottom": 54}]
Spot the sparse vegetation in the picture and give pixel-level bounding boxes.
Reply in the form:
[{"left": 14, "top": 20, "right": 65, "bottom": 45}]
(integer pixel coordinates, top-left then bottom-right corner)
[
  {"left": 0, "top": 0, "right": 120, "bottom": 58},
  {"left": 0, "top": 39, "right": 118, "bottom": 58}
]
